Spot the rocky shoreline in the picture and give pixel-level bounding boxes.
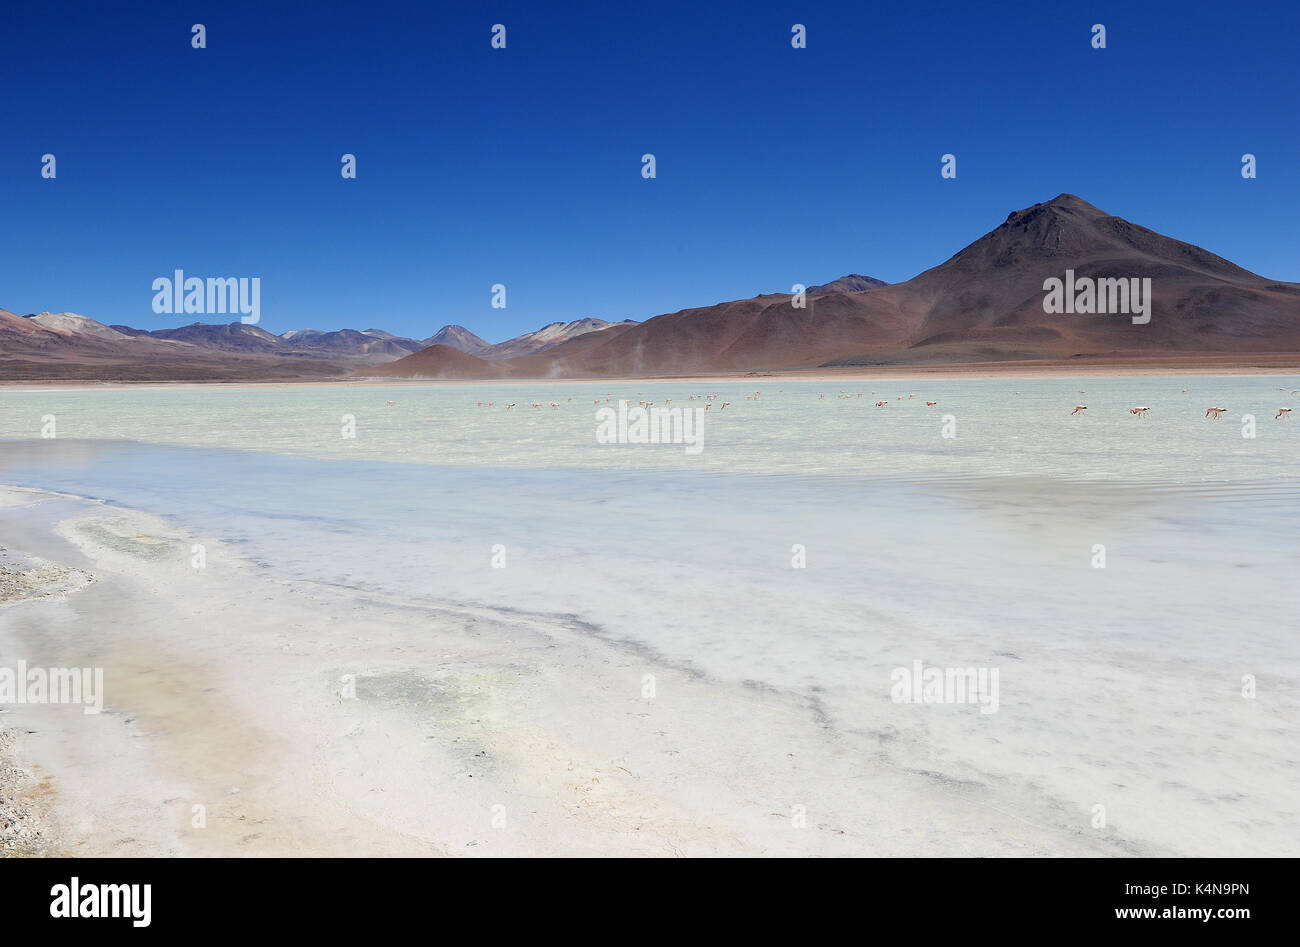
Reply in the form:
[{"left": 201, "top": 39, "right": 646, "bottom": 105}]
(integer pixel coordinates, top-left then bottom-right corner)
[
  {"left": 0, "top": 727, "right": 58, "bottom": 856},
  {"left": 1, "top": 532, "right": 92, "bottom": 857},
  {"left": 1, "top": 545, "right": 94, "bottom": 608}
]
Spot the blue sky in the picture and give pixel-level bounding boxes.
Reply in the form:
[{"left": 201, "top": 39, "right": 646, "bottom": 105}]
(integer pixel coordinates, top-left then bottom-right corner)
[{"left": 3, "top": 0, "right": 1298, "bottom": 342}]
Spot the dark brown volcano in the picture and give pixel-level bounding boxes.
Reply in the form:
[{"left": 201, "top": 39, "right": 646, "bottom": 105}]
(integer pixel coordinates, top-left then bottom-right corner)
[{"left": 881, "top": 193, "right": 1300, "bottom": 364}]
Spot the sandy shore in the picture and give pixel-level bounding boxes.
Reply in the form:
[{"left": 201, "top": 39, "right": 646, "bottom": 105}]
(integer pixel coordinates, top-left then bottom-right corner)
[{"left": 2, "top": 354, "right": 1298, "bottom": 392}]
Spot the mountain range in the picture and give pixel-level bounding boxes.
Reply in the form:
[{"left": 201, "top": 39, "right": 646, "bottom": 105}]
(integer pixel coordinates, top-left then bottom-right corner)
[
  {"left": 5, "top": 195, "right": 1299, "bottom": 381},
  {"left": 0, "top": 311, "right": 635, "bottom": 380},
  {"left": 362, "top": 194, "right": 1300, "bottom": 379}
]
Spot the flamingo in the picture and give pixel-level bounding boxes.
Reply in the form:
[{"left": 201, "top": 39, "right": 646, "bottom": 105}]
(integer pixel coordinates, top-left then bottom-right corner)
[
  {"left": 875, "top": 401, "right": 889, "bottom": 407},
  {"left": 386, "top": 400, "right": 396, "bottom": 406},
  {"left": 1130, "top": 407, "right": 1149, "bottom": 417},
  {"left": 925, "top": 401, "right": 937, "bottom": 407},
  {"left": 1072, "top": 405, "right": 1087, "bottom": 415},
  {"left": 1205, "top": 407, "right": 1225, "bottom": 419},
  {"left": 506, "top": 403, "right": 516, "bottom": 410},
  {"left": 1277, "top": 408, "right": 1293, "bottom": 420},
  {"left": 720, "top": 402, "right": 730, "bottom": 410}
]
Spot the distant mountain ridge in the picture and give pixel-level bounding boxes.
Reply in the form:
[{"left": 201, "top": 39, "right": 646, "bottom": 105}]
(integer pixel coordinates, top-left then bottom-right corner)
[
  {"left": 483, "top": 318, "right": 637, "bottom": 358},
  {"left": 26, "top": 311, "right": 138, "bottom": 342},
  {"left": 16, "top": 315, "right": 638, "bottom": 365},
  {"left": 8, "top": 194, "right": 1300, "bottom": 381},
  {"left": 362, "top": 194, "right": 1300, "bottom": 378},
  {"left": 806, "top": 274, "right": 889, "bottom": 294},
  {"left": 421, "top": 325, "right": 492, "bottom": 355},
  {"left": 0, "top": 307, "right": 643, "bottom": 378}
]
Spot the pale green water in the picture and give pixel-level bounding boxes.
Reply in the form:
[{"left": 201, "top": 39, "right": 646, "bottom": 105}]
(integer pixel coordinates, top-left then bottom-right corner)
[{"left": 2, "top": 375, "right": 1299, "bottom": 482}]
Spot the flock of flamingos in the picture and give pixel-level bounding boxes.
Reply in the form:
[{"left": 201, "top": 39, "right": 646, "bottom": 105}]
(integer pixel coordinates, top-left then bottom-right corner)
[
  {"left": 381, "top": 384, "right": 1299, "bottom": 420},
  {"left": 1066, "top": 385, "right": 1297, "bottom": 419}
]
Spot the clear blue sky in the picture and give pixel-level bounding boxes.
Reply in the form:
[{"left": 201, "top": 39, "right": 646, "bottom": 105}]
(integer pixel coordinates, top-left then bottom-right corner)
[{"left": 3, "top": 0, "right": 1297, "bottom": 342}]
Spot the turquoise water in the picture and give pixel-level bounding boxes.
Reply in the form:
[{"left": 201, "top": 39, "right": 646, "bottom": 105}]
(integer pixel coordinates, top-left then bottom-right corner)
[{"left": 2, "top": 375, "right": 1298, "bottom": 482}]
